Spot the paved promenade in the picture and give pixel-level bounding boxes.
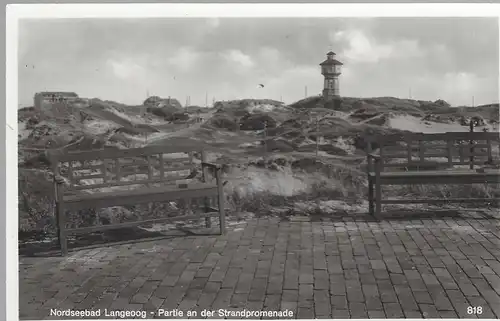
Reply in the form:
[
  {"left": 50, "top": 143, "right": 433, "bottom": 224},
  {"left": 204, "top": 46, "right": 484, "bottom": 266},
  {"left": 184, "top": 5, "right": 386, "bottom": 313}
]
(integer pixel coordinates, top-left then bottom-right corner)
[{"left": 20, "top": 213, "right": 500, "bottom": 319}]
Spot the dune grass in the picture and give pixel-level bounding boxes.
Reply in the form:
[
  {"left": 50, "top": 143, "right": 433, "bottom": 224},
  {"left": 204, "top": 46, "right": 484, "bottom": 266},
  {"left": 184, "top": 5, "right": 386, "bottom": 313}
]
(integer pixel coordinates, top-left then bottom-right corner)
[{"left": 225, "top": 162, "right": 500, "bottom": 217}]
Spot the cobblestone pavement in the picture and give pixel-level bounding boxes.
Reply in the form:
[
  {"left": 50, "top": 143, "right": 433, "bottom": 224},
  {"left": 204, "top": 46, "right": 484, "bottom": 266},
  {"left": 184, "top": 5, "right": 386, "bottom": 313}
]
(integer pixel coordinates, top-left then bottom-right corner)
[{"left": 20, "top": 214, "right": 500, "bottom": 319}]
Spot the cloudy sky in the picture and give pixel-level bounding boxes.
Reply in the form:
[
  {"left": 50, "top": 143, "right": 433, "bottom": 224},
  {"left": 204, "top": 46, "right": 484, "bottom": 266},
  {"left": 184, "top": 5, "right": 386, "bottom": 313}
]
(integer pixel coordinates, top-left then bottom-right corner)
[{"left": 18, "top": 17, "right": 498, "bottom": 107}]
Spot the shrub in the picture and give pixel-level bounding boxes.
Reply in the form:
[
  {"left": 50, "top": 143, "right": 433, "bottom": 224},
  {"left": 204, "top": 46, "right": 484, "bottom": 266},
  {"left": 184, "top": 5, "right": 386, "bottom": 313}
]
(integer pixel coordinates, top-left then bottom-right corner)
[{"left": 206, "top": 114, "right": 240, "bottom": 131}]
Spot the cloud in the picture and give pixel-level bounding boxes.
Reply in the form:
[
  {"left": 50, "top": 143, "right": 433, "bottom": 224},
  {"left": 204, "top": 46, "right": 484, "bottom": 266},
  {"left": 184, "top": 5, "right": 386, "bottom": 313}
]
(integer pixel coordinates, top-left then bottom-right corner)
[
  {"left": 331, "top": 29, "right": 423, "bottom": 63},
  {"left": 256, "top": 47, "right": 287, "bottom": 75},
  {"left": 259, "top": 47, "right": 281, "bottom": 64},
  {"left": 222, "top": 49, "right": 254, "bottom": 69},
  {"left": 207, "top": 18, "right": 220, "bottom": 29},
  {"left": 443, "top": 72, "right": 476, "bottom": 92},
  {"left": 415, "top": 71, "right": 478, "bottom": 93},
  {"left": 263, "top": 66, "right": 322, "bottom": 103},
  {"left": 167, "top": 47, "right": 201, "bottom": 72},
  {"left": 440, "top": 72, "right": 492, "bottom": 105},
  {"left": 410, "top": 71, "right": 497, "bottom": 106},
  {"left": 106, "top": 58, "right": 146, "bottom": 81}
]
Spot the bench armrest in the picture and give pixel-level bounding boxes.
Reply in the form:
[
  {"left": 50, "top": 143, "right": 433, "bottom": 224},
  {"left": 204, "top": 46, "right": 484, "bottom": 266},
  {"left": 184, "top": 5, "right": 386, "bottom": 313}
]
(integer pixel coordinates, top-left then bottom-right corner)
[
  {"left": 485, "top": 159, "right": 500, "bottom": 166},
  {"left": 54, "top": 175, "right": 65, "bottom": 184},
  {"left": 201, "top": 162, "right": 222, "bottom": 170},
  {"left": 367, "top": 153, "right": 381, "bottom": 161}
]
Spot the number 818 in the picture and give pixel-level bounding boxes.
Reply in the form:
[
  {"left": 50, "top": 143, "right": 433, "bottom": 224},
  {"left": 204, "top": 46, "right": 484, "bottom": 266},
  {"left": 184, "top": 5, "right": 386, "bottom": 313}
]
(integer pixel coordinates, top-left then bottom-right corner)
[{"left": 467, "top": 306, "right": 483, "bottom": 315}]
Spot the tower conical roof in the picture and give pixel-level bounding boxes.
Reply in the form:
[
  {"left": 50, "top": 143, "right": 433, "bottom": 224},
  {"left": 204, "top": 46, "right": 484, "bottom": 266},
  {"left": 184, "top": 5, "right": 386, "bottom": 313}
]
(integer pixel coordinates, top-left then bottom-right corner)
[{"left": 320, "top": 59, "right": 343, "bottom": 66}]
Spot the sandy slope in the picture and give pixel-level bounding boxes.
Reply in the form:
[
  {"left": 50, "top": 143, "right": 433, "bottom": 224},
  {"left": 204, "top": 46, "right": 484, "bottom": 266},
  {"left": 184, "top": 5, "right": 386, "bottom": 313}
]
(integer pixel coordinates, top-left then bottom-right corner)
[{"left": 389, "top": 114, "right": 498, "bottom": 133}]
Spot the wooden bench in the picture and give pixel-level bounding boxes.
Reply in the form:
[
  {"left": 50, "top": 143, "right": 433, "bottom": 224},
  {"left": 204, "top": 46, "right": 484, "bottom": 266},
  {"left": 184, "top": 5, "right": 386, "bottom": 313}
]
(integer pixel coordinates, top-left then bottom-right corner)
[
  {"left": 48, "top": 145, "right": 226, "bottom": 256},
  {"left": 365, "top": 131, "right": 500, "bottom": 217}
]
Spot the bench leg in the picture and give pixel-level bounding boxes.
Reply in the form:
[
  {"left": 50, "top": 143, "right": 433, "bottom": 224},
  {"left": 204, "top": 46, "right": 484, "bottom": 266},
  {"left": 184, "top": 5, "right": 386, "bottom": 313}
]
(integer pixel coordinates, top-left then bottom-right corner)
[
  {"left": 375, "top": 183, "right": 382, "bottom": 218},
  {"left": 204, "top": 197, "right": 212, "bottom": 228},
  {"left": 56, "top": 203, "right": 68, "bottom": 256},
  {"left": 214, "top": 170, "right": 226, "bottom": 235},
  {"left": 368, "top": 179, "right": 374, "bottom": 215},
  {"left": 218, "top": 193, "right": 225, "bottom": 235}
]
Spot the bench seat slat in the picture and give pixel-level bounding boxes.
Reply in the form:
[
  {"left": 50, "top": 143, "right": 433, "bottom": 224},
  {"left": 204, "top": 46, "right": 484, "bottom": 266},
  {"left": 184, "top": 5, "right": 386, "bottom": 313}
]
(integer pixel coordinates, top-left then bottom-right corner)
[
  {"left": 65, "top": 211, "right": 220, "bottom": 235},
  {"left": 369, "top": 132, "right": 500, "bottom": 143},
  {"left": 75, "top": 174, "right": 105, "bottom": 181},
  {"left": 62, "top": 183, "right": 218, "bottom": 210},
  {"left": 163, "top": 165, "right": 194, "bottom": 172},
  {"left": 115, "top": 158, "right": 191, "bottom": 167},
  {"left": 380, "top": 198, "right": 499, "bottom": 204},
  {"left": 381, "top": 162, "right": 452, "bottom": 169},
  {"left": 162, "top": 157, "right": 191, "bottom": 163},
  {"left": 73, "top": 164, "right": 104, "bottom": 171},
  {"left": 384, "top": 143, "right": 492, "bottom": 150},
  {"left": 51, "top": 145, "right": 200, "bottom": 162},
  {"left": 69, "top": 174, "right": 194, "bottom": 191},
  {"left": 369, "top": 169, "right": 500, "bottom": 185},
  {"left": 382, "top": 150, "right": 491, "bottom": 159},
  {"left": 382, "top": 161, "right": 491, "bottom": 168},
  {"left": 368, "top": 169, "right": 500, "bottom": 177}
]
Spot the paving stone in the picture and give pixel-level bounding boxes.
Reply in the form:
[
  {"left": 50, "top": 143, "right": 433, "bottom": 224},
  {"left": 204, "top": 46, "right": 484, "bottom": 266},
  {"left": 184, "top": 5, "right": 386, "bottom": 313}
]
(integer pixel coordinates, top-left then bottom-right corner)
[
  {"left": 331, "top": 309, "right": 350, "bottom": 318},
  {"left": 349, "top": 302, "right": 368, "bottom": 318},
  {"left": 390, "top": 273, "right": 408, "bottom": 285},
  {"left": 365, "top": 296, "right": 383, "bottom": 310},
  {"left": 196, "top": 292, "right": 217, "bottom": 310},
  {"left": 394, "top": 285, "right": 419, "bottom": 311},
  {"left": 412, "top": 290, "right": 433, "bottom": 304},
  {"left": 280, "top": 300, "right": 297, "bottom": 316},
  {"left": 439, "top": 310, "right": 459, "bottom": 318},
  {"left": 383, "top": 302, "right": 404, "bottom": 318},
  {"left": 404, "top": 310, "right": 423, "bottom": 318},
  {"left": 378, "top": 281, "right": 398, "bottom": 303},
  {"left": 221, "top": 268, "right": 241, "bottom": 289},
  {"left": 359, "top": 272, "right": 377, "bottom": 284},
  {"left": 373, "top": 269, "right": 390, "bottom": 280},
  {"left": 367, "top": 310, "right": 386, "bottom": 318},
  {"left": 263, "top": 294, "right": 281, "bottom": 311},
  {"left": 266, "top": 275, "right": 283, "bottom": 295},
  {"left": 421, "top": 273, "right": 440, "bottom": 285},
  {"left": 281, "top": 289, "right": 298, "bottom": 303},
  {"left": 210, "top": 288, "right": 233, "bottom": 310},
  {"left": 298, "top": 283, "right": 313, "bottom": 303},
  {"left": 370, "top": 259, "right": 387, "bottom": 270},
  {"left": 245, "top": 299, "right": 264, "bottom": 312},
  {"left": 313, "top": 289, "right": 331, "bottom": 317},
  {"left": 296, "top": 307, "right": 314, "bottom": 319},
  {"left": 428, "top": 287, "right": 455, "bottom": 311},
  {"left": 204, "top": 281, "right": 221, "bottom": 294},
  {"left": 313, "top": 270, "right": 329, "bottom": 290},
  {"left": 230, "top": 293, "right": 248, "bottom": 308}
]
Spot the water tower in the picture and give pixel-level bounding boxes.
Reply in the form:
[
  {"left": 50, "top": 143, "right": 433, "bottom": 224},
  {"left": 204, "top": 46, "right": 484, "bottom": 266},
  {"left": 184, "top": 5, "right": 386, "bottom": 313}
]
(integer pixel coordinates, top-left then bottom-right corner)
[{"left": 320, "top": 51, "right": 343, "bottom": 109}]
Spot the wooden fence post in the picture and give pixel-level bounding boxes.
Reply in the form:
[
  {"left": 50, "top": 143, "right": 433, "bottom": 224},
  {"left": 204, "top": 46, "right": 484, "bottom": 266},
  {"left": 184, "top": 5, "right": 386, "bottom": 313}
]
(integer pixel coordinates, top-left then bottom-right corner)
[
  {"left": 315, "top": 118, "right": 319, "bottom": 157},
  {"left": 201, "top": 151, "right": 212, "bottom": 228},
  {"left": 469, "top": 119, "right": 475, "bottom": 170},
  {"left": 263, "top": 121, "right": 268, "bottom": 153}
]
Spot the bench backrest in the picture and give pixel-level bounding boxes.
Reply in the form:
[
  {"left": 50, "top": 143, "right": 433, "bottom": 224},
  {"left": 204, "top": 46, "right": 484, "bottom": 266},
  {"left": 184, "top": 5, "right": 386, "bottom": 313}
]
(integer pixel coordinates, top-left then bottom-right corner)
[
  {"left": 366, "top": 132, "right": 500, "bottom": 171},
  {"left": 48, "top": 145, "right": 208, "bottom": 193}
]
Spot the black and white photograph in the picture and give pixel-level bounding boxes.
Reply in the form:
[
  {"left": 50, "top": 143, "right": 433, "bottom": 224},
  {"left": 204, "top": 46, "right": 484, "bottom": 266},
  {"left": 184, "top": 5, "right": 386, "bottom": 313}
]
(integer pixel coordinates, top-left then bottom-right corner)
[{"left": 9, "top": 4, "right": 500, "bottom": 320}]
